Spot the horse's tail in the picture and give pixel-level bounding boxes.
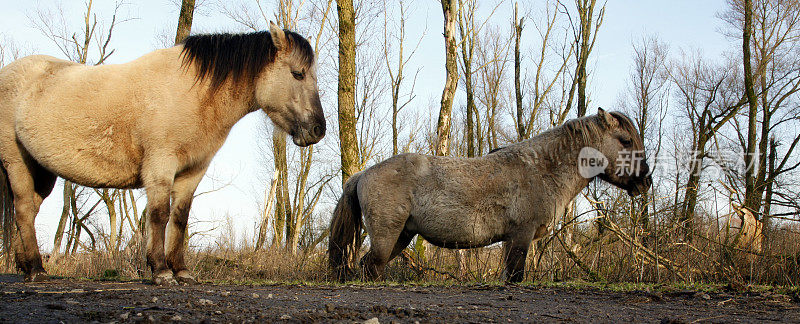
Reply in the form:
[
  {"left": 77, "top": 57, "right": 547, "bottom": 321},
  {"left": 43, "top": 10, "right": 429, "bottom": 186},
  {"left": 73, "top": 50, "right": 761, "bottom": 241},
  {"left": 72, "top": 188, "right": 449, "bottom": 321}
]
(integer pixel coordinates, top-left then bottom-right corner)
[
  {"left": 0, "top": 162, "right": 15, "bottom": 264},
  {"left": 328, "top": 172, "right": 364, "bottom": 282}
]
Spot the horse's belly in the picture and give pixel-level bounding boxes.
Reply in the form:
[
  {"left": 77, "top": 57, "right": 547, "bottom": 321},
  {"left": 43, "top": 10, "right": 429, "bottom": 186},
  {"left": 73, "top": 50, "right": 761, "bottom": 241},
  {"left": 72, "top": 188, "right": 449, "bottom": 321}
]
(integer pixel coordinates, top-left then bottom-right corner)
[
  {"left": 16, "top": 118, "right": 142, "bottom": 188},
  {"left": 49, "top": 154, "right": 141, "bottom": 188},
  {"left": 408, "top": 210, "right": 506, "bottom": 248}
]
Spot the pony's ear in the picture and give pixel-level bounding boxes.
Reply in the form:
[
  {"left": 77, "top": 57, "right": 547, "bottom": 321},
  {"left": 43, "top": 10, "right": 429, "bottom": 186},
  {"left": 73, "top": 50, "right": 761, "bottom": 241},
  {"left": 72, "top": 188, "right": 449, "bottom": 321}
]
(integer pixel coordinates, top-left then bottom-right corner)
[
  {"left": 598, "top": 108, "right": 618, "bottom": 127},
  {"left": 269, "top": 21, "right": 287, "bottom": 51}
]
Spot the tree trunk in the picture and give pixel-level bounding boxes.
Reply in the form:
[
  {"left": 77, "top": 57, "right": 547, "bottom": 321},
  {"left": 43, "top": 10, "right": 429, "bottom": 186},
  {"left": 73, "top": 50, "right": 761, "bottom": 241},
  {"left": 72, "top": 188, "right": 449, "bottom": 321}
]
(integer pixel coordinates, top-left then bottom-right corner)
[
  {"left": 435, "top": 0, "right": 459, "bottom": 156},
  {"left": 288, "top": 148, "right": 313, "bottom": 254},
  {"left": 514, "top": 2, "right": 525, "bottom": 141},
  {"left": 174, "top": 0, "right": 196, "bottom": 44},
  {"left": 52, "top": 181, "right": 75, "bottom": 256},
  {"left": 271, "top": 131, "right": 290, "bottom": 248},
  {"left": 337, "top": 0, "right": 359, "bottom": 186},
  {"left": 762, "top": 138, "right": 776, "bottom": 240},
  {"left": 96, "top": 189, "right": 118, "bottom": 252},
  {"left": 458, "top": 0, "right": 476, "bottom": 157},
  {"left": 256, "top": 171, "right": 279, "bottom": 251},
  {"left": 742, "top": 0, "right": 760, "bottom": 216},
  {"left": 681, "top": 130, "right": 708, "bottom": 240},
  {"left": 576, "top": 0, "right": 595, "bottom": 117},
  {"left": 388, "top": 5, "right": 407, "bottom": 156}
]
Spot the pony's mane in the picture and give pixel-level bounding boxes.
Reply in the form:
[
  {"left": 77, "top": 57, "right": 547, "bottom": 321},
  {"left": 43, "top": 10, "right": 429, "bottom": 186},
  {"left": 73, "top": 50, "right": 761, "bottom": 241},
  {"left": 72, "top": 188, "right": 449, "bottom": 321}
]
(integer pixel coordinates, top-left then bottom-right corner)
[
  {"left": 179, "top": 30, "right": 314, "bottom": 91},
  {"left": 560, "top": 114, "right": 606, "bottom": 144},
  {"left": 487, "top": 111, "right": 641, "bottom": 155},
  {"left": 559, "top": 111, "right": 640, "bottom": 146},
  {"left": 609, "top": 111, "right": 644, "bottom": 148}
]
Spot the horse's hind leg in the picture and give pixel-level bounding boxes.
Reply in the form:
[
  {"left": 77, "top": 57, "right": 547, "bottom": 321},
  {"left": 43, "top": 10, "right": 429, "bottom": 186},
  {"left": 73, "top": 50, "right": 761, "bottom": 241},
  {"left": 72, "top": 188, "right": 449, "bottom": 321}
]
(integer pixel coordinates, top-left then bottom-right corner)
[
  {"left": 388, "top": 230, "right": 415, "bottom": 261},
  {"left": 165, "top": 165, "right": 207, "bottom": 284},
  {"left": 360, "top": 211, "right": 410, "bottom": 281},
  {"left": 362, "top": 230, "right": 414, "bottom": 281},
  {"left": 4, "top": 157, "right": 55, "bottom": 282}
]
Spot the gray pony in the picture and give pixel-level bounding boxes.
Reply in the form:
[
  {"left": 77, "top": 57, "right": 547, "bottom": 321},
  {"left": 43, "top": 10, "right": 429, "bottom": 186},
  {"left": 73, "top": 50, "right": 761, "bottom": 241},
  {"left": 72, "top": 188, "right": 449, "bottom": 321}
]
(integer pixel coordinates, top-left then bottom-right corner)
[{"left": 329, "top": 109, "right": 651, "bottom": 282}]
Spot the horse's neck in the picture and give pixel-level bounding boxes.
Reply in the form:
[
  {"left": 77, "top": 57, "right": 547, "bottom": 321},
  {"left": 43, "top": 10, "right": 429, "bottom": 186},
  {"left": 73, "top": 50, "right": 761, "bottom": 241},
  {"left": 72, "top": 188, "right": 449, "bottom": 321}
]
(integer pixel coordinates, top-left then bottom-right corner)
[
  {"left": 199, "top": 83, "right": 258, "bottom": 132},
  {"left": 519, "top": 132, "right": 595, "bottom": 203},
  {"left": 154, "top": 46, "right": 257, "bottom": 134}
]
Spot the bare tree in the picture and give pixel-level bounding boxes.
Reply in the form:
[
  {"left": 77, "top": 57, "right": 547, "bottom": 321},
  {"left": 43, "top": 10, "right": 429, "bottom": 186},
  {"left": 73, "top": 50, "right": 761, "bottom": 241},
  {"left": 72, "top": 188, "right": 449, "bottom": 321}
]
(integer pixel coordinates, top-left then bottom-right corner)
[
  {"left": 383, "top": 0, "right": 422, "bottom": 156},
  {"left": 559, "top": 0, "right": 605, "bottom": 118},
  {"left": 742, "top": 0, "right": 760, "bottom": 217},
  {"left": 456, "top": 0, "right": 505, "bottom": 156},
  {"left": 474, "top": 26, "right": 511, "bottom": 151},
  {"left": 435, "top": 0, "right": 459, "bottom": 156},
  {"left": 513, "top": 2, "right": 525, "bottom": 140},
  {"left": 458, "top": 0, "right": 479, "bottom": 157},
  {"left": 29, "top": 0, "right": 127, "bottom": 65},
  {"left": 516, "top": 0, "right": 571, "bottom": 136},
  {"left": 0, "top": 35, "right": 25, "bottom": 68},
  {"left": 619, "top": 36, "right": 670, "bottom": 230},
  {"left": 721, "top": 0, "right": 800, "bottom": 226},
  {"left": 669, "top": 54, "right": 742, "bottom": 237}
]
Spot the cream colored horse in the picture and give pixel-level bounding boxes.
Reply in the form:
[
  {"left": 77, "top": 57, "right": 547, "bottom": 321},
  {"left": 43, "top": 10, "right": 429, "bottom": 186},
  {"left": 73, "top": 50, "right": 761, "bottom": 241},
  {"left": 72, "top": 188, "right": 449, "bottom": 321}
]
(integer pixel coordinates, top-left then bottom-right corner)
[{"left": 0, "top": 23, "right": 325, "bottom": 284}]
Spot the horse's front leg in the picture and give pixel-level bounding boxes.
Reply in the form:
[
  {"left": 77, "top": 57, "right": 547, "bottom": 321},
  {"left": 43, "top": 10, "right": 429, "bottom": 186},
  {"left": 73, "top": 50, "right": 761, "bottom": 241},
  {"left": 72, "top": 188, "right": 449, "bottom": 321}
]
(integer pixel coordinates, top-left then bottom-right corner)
[
  {"left": 165, "top": 166, "right": 207, "bottom": 284},
  {"left": 503, "top": 236, "right": 532, "bottom": 283},
  {"left": 144, "top": 160, "right": 177, "bottom": 285}
]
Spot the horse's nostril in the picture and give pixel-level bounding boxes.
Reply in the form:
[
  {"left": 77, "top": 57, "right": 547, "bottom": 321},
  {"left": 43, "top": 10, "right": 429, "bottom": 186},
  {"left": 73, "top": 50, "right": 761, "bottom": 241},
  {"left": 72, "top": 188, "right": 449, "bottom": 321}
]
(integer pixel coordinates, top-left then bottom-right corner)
[{"left": 312, "top": 125, "right": 324, "bottom": 138}]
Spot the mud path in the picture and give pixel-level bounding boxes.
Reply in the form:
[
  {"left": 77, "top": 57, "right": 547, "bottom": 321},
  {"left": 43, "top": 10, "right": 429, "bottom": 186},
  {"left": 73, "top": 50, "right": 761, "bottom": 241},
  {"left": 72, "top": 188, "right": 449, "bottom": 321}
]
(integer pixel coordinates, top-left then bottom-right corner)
[{"left": 1, "top": 275, "right": 798, "bottom": 323}]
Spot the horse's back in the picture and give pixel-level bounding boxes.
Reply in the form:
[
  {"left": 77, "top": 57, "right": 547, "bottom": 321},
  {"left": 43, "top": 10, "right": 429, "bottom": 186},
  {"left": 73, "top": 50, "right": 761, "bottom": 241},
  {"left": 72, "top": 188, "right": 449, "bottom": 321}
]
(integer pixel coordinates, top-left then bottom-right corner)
[
  {"left": 0, "top": 55, "right": 76, "bottom": 146},
  {"left": 0, "top": 55, "right": 145, "bottom": 188},
  {"left": 0, "top": 55, "right": 77, "bottom": 88},
  {"left": 0, "top": 55, "right": 79, "bottom": 118}
]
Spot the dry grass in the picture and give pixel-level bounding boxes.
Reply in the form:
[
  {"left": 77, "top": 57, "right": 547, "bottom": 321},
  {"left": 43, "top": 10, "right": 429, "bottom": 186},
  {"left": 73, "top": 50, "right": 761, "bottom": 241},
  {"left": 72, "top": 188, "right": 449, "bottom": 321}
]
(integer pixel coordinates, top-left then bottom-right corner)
[{"left": 2, "top": 213, "right": 799, "bottom": 288}]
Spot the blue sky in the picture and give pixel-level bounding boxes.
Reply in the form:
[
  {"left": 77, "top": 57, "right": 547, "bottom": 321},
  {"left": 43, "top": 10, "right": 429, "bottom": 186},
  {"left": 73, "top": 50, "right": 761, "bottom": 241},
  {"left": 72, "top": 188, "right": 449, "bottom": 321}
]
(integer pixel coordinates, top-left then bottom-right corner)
[{"left": 0, "top": 0, "right": 733, "bottom": 250}]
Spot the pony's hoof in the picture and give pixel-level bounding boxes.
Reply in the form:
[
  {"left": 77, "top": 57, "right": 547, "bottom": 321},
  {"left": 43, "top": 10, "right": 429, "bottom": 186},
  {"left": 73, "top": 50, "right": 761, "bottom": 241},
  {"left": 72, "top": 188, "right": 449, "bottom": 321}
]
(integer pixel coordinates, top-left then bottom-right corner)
[
  {"left": 152, "top": 271, "right": 178, "bottom": 286},
  {"left": 174, "top": 270, "right": 198, "bottom": 285},
  {"left": 25, "top": 272, "right": 49, "bottom": 282}
]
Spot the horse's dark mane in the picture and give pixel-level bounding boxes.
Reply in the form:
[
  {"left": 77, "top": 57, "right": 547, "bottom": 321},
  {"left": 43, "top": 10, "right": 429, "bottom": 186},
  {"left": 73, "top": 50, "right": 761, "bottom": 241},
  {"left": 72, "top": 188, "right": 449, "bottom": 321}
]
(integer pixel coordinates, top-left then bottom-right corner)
[{"left": 179, "top": 30, "right": 314, "bottom": 91}]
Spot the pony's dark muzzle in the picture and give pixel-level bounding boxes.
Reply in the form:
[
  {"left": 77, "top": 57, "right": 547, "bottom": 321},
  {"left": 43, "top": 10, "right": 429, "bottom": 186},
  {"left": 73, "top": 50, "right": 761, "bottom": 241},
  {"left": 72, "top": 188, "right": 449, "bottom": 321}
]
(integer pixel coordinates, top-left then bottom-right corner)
[{"left": 628, "top": 174, "right": 652, "bottom": 196}]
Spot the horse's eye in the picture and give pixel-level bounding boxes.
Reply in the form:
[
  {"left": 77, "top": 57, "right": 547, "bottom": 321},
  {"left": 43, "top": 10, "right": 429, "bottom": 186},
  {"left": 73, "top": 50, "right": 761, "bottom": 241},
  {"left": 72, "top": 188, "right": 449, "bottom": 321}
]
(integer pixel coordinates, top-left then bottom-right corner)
[
  {"left": 619, "top": 137, "right": 632, "bottom": 147},
  {"left": 291, "top": 71, "right": 305, "bottom": 81}
]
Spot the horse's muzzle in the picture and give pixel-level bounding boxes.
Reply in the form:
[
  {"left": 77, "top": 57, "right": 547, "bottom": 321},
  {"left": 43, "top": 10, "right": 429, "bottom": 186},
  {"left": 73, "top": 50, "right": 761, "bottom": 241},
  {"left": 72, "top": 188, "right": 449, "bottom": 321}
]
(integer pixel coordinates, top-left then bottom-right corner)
[
  {"left": 291, "top": 120, "right": 326, "bottom": 147},
  {"left": 627, "top": 174, "right": 653, "bottom": 196}
]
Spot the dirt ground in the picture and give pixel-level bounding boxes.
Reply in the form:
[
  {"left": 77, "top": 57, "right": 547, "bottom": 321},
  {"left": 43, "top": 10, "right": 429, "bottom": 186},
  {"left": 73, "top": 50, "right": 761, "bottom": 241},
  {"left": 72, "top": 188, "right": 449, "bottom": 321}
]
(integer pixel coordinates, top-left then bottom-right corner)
[{"left": 1, "top": 275, "right": 799, "bottom": 323}]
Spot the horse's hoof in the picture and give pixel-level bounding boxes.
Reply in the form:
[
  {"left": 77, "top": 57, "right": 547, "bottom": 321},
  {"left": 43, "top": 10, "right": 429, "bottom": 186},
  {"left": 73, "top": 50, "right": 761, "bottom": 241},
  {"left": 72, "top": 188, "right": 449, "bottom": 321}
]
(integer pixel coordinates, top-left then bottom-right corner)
[
  {"left": 25, "top": 272, "right": 49, "bottom": 282},
  {"left": 174, "top": 270, "right": 198, "bottom": 285},
  {"left": 152, "top": 271, "right": 178, "bottom": 286}
]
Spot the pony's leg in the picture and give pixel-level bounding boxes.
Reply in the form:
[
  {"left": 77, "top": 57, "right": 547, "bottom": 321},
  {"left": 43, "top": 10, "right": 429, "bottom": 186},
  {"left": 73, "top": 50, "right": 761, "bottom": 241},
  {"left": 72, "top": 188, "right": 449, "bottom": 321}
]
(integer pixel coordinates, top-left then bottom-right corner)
[
  {"left": 360, "top": 213, "right": 409, "bottom": 281},
  {"left": 143, "top": 158, "right": 177, "bottom": 285},
  {"left": 503, "top": 236, "right": 532, "bottom": 283},
  {"left": 388, "top": 230, "right": 415, "bottom": 261},
  {"left": 165, "top": 166, "right": 207, "bottom": 284},
  {"left": 5, "top": 159, "right": 54, "bottom": 282}
]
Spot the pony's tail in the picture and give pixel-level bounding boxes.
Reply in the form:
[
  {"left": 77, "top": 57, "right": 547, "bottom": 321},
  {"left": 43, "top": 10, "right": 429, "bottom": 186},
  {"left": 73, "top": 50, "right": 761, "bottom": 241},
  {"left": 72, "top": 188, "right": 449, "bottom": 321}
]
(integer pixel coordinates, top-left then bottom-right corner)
[
  {"left": 328, "top": 172, "right": 363, "bottom": 282},
  {"left": 0, "top": 163, "right": 15, "bottom": 265}
]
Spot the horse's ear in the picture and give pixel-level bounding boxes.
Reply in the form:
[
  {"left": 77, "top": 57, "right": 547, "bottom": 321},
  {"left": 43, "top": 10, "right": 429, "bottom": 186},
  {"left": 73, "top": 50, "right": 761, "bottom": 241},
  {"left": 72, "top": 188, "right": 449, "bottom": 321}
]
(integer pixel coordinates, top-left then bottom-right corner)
[
  {"left": 269, "top": 21, "right": 286, "bottom": 51},
  {"left": 598, "top": 108, "right": 618, "bottom": 127}
]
